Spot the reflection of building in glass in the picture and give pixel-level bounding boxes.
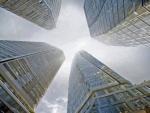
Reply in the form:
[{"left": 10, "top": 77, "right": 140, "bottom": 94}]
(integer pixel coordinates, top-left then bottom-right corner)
[
  {"left": 0, "top": 40, "right": 65, "bottom": 113},
  {"left": 0, "top": 0, "right": 61, "bottom": 29},
  {"left": 67, "top": 51, "right": 150, "bottom": 113},
  {"left": 84, "top": 0, "right": 150, "bottom": 46}
]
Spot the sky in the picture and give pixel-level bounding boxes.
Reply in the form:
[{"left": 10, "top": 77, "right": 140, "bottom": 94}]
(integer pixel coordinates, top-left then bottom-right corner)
[{"left": 0, "top": 0, "right": 150, "bottom": 113}]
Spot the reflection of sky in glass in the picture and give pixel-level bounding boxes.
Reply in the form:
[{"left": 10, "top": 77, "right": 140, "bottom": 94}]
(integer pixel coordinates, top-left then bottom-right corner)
[
  {"left": 85, "top": 0, "right": 150, "bottom": 46},
  {"left": 0, "top": 0, "right": 150, "bottom": 113}
]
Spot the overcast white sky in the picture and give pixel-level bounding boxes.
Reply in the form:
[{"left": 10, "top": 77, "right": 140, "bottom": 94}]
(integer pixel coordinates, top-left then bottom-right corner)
[{"left": 0, "top": 0, "right": 150, "bottom": 113}]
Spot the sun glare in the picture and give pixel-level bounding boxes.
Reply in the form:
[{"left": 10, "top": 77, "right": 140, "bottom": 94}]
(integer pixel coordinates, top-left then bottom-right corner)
[{"left": 75, "top": 38, "right": 90, "bottom": 50}]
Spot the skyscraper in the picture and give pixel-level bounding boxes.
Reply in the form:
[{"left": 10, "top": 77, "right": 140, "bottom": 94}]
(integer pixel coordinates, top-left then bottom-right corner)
[
  {"left": 0, "top": 40, "right": 65, "bottom": 113},
  {"left": 68, "top": 51, "right": 150, "bottom": 113},
  {"left": 84, "top": 0, "right": 150, "bottom": 46},
  {"left": 0, "top": 0, "right": 61, "bottom": 29}
]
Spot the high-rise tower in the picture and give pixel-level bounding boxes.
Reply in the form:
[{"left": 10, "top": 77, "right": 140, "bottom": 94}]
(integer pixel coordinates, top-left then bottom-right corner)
[
  {"left": 84, "top": 0, "right": 150, "bottom": 46},
  {"left": 68, "top": 51, "right": 150, "bottom": 113},
  {"left": 0, "top": 0, "right": 61, "bottom": 29},
  {"left": 0, "top": 40, "right": 65, "bottom": 113}
]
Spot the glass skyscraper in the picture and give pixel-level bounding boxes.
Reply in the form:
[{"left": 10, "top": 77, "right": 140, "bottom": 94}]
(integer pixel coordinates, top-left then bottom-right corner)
[
  {"left": 0, "top": 40, "right": 65, "bottom": 113},
  {"left": 84, "top": 0, "right": 150, "bottom": 46},
  {"left": 68, "top": 51, "right": 150, "bottom": 113},
  {"left": 0, "top": 0, "right": 61, "bottom": 29}
]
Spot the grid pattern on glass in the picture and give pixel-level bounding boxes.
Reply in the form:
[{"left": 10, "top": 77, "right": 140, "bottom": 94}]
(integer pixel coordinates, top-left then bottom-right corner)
[
  {"left": 2, "top": 50, "right": 63, "bottom": 108},
  {"left": 67, "top": 51, "right": 150, "bottom": 113},
  {"left": 84, "top": 0, "right": 150, "bottom": 46},
  {"left": 0, "top": 40, "right": 57, "bottom": 61},
  {"left": 0, "top": 40, "right": 65, "bottom": 112},
  {"left": 0, "top": 0, "right": 61, "bottom": 29},
  {"left": 0, "top": 85, "right": 27, "bottom": 113}
]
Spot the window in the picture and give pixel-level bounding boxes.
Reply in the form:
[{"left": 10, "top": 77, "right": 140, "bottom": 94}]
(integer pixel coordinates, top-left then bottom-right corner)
[{"left": 3, "top": 63, "right": 17, "bottom": 80}]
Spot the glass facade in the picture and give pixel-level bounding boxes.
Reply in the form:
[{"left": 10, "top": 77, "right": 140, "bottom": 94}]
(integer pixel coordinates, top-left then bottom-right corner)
[
  {"left": 0, "top": 99, "right": 15, "bottom": 113},
  {"left": 0, "top": 40, "right": 65, "bottom": 113},
  {"left": 0, "top": 0, "right": 61, "bottom": 29},
  {"left": 0, "top": 80, "right": 28, "bottom": 113},
  {"left": 67, "top": 51, "right": 150, "bottom": 113},
  {"left": 84, "top": 0, "right": 150, "bottom": 46}
]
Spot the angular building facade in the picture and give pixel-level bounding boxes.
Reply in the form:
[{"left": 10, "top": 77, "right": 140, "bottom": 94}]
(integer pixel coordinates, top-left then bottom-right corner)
[
  {"left": 68, "top": 51, "right": 150, "bottom": 113},
  {"left": 0, "top": 40, "right": 65, "bottom": 113},
  {"left": 0, "top": 0, "right": 61, "bottom": 29},
  {"left": 84, "top": 0, "right": 150, "bottom": 46}
]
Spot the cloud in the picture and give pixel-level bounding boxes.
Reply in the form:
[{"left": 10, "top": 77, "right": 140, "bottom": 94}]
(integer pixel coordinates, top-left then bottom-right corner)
[
  {"left": 0, "top": 8, "right": 42, "bottom": 41},
  {"left": 36, "top": 97, "right": 67, "bottom": 113},
  {"left": 62, "top": 0, "right": 84, "bottom": 8},
  {"left": 0, "top": 0, "right": 150, "bottom": 113}
]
